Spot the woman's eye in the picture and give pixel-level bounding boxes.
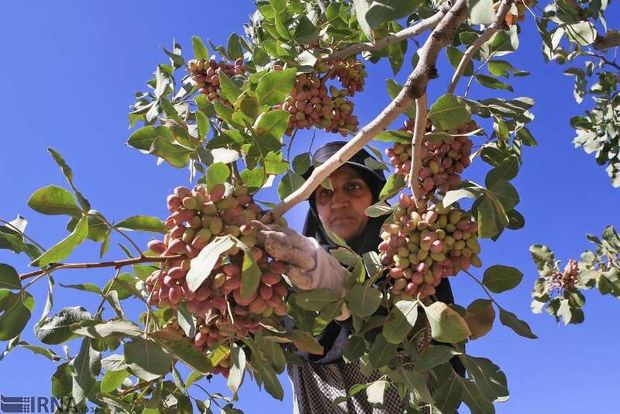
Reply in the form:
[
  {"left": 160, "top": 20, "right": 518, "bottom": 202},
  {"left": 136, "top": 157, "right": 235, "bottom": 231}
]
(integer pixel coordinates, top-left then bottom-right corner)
[{"left": 347, "top": 182, "right": 362, "bottom": 192}]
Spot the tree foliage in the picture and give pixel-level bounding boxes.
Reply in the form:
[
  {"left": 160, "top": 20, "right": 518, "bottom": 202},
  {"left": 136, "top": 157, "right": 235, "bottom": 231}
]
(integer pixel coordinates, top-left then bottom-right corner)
[{"left": 0, "top": 0, "right": 618, "bottom": 413}]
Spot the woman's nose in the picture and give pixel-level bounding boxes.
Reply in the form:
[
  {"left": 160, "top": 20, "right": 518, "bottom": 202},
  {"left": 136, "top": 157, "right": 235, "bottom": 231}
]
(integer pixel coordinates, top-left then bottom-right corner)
[{"left": 330, "top": 190, "right": 349, "bottom": 209}]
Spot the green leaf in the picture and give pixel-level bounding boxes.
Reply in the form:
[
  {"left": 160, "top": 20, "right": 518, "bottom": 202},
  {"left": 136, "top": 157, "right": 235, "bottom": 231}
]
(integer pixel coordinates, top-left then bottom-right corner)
[
  {"left": 0, "top": 290, "right": 34, "bottom": 340},
  {"left": 428, "top": 95, "right": 471, "bottom": 130},
  {"left": 240, "top": 167, "right": 266, "bottom": 189},
  {"left": 218, "top": 71, "right": 242, "bottom": 103},
  {"left": 290, "top": 330, "right": 324, "bottom": 355},
  {"left": 464, "top": 299, "right": 495, "bottom": 340},
  {"left": 72, "top": 319, "right": 143, "bottom": 339},
  {"left": 382, "top": 300, "right": 419, "bottom": 344},
  {"left": 416, "top": 345, "right": 461, "bottom": 370},
  {"left": 59, "top": 283, "right": 102, "bottom": 294},
  {"left": 48, "top": 147, "right": 91, "bottom": 211},
  {"left": 18, "top": 342, "right": 62, "bottom": 361},
  {"left": 374, "top": 129, "right": 412, "bottom": 144},
  {"left": 446, "top": 47, "right": 473, "bottom": 76},
  {"left": 254, "top": 109, "right": 289, "bottom": 143},
  {"left": 368, "top": 334, "right": 396, "bottom": 368},
  {"left": 206, "top": 163, "right": 230, "bottom": 190},
  {"left": 352, "top": 0, "right": 374, "bottom": 40},
  {"left": 186, "top": 236, "right": 236, "bottom": 292},
  {"left": 127, "top": 126, "right": 174, "bottom": 151},
  {"left": 365, "top": 0, "right": 423, "bottom": 28},
  {"left": 192, "top": 36, "right": 209, "bottom": 60},
  {"left": 292, "top": 152, "right": 312, "bottom": 175},
  {"left": 264, "top": 151, "right": 289, "bottom": 175},
  {"left": 227, "top": 33, "right": 243, "bottom": 60},
  {"left": 240, "top": 242, "right": 261, "bottom": 299},
  {"left": 387, "top": 22, "right": 407, "bottom": 75},
  {"left": 485, "top": 156, "right": 519, "bottom": 187},
  {"left": 385, "top": 80, "right": 416, "bottom": 118},
  {"left": 423, "top": 301, "right": 471, "bottom": 343},
  {"left": 294, "top": 16, "right": 319, "bottom": 43},
  {"left": 152, "top": 137, "right": 193, "bottom": 168},
  {"left": 499, "top": 308, "right": 537, "bottom": 339},
  {"left": 253, "top": 354, "right": 284, "bottom": 400},
  {"left": 35, "top": 306, "right": 92, "bottom": 345},
  {"left": 149, "top": 329, "right": 213, "bottom": 374},
  {"left": 0, "top": 264, "right": 20, "bottom": 290},
  {"left": 460, "top": 355, "right": 508, "bottom": 402},
  {"left": 115, "top": 216, "right": 166, "bottom": 234},
  {"left": 346, "top": 284, "right": 382, "bottom": 318},
  {"left": 379, "top": 173, "right": 405, "bottom": 200},
  {"left": 103, "top": 273, "right": 142, "bottom": 300},
  {"left": 468, "top": 0, "right": 494, "bottom": 25},
  {"left": 475, "top": 74, "right": 514, "bottom": 92},
  {"left": 278, "top": 171, "right": 305, "bottom": 200},
  {"left": 565, "top": 21, "right": 597, "bottom": 46},
  {"left": 52, "top": 362, "right": 73, "bottom": 397},
  {"left": 31, "top": 215, "right": 89, "bottom": 267},
  {"left": 482, "top": 265, "right": 523, "bottom": 293},
  {"left": 476, "top": 195, "right": 507, "bottom": 239},
  {"left": 488, "top": 180, "right": 519, "bottom": 213},
  {"left": 28, "top": 185, "right": 82, "bottom": 216},
  {"left": 227, "top": 344, "right": 246, "bottom": 396},
  {"left": 443, "top": 187, "right": 479, "bottom": 207},
  {"left": 124, "top": 337, "right": 172, "bottom": 381},
  {"left": 294, "top": 289, "right": 342, "bottom": 312},
  {"left": 101, "top": 369, "right": 130, "bottom": 393},
  {"left": 488, "top": 60, "right": 529, "bottom": 78},
  {"left": 71, "top": 338, "right": 101, "bottom": 404},
  {"left": 196, "top": 111, "right": 210, "bottom": 139},
  {"left": 365, "top": 200, "right": 393, "bottom": 218},
  {"left": 366, "top": 380, "right": 387, "bottom": 405},
  {"left": 343, "top": 335, "right": 366, "bottom": 363},
  {"left": 255, "top": 68, "right": 297, "bottom": 106}
]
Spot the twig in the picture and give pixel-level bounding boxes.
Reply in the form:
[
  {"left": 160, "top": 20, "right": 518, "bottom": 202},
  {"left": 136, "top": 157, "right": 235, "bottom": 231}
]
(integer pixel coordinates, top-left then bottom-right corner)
[
  {"left": 447, "top": 0, "right": 514, "bottom": 95},
  {"left": 463, "top": 269, "right": 503, "bottom": 309},
  {"left": 582, "top": 51, "right": 620, "bottom": 71},
  {"left": 268, "top": 0, "right": 469, "bottom": 220},
  {"left": 330, "top": 3, "right": 452, "bottom": 61},
  {"left": 19, "top": 254, "right": 183, "bottom": 281},
  {"left": 408, "top": 94, "right": 428, "bottom": 208}
]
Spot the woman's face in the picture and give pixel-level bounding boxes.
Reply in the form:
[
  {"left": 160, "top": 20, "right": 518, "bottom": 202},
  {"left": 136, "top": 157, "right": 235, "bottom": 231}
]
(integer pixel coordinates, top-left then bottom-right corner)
[{"left": 314, "top": 165, "right": 374, "bottom": 242}]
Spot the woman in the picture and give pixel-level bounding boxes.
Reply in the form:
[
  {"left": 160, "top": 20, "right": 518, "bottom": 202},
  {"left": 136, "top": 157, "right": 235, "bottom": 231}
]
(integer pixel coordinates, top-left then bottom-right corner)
[{"left": 257, "top": 142, "right": 457, "bottom": 413}]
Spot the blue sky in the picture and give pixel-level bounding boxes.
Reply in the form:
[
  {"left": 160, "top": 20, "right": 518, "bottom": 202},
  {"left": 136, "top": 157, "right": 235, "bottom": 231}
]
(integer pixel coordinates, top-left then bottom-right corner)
[{"left": 0, "top": 1, "right": 619, "bottom": 413}]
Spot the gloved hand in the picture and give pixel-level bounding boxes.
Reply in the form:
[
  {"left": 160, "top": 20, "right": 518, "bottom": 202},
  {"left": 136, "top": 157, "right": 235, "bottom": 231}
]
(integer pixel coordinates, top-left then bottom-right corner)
[{"left": 254, "top": 223, "right": 349, "bottom": 296}]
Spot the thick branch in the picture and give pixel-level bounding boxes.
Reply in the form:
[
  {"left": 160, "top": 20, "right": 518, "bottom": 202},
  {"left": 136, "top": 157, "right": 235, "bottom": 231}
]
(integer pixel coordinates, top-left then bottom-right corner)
[
  {"left": 330, "top": 3, "right": 451, "bottom": 61},
  {"left": 19, "top": 255, "right": 182, "bottom": 281},
  {"left": 447, "top": 0, "right": 514, "bottom": 95},
  {"left": 269, "top": 0, "right": 469, "bottom": 219},
  {"left": 408, "top": 94, "right": 428, "bottom": 208}
]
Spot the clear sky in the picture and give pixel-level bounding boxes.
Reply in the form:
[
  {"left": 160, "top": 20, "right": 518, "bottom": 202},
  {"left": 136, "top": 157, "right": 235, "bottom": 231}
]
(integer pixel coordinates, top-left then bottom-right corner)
[{"left": 0, "top": 1, "right": 619, "bottom": 413}]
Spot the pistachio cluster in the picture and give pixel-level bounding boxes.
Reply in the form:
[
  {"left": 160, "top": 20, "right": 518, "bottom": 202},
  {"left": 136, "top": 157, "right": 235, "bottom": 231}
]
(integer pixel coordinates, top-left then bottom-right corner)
[
  {"left": 550, "top": 259, "right": 579, "bottom": 291},
  {"left": 274, "top": 59, "right": 366, "bottom": 136},
  {"left": 187, "top": 58, "right": 245, "bottom": 103},
  {"left": 145, "top": 184, "right": 289, "bottom": 377},
  {"left": 386, "top": 119, "right": 476, "bottom": 197},
  {"left": 379, "top": 195, "right": 481, "bottom": 299}
]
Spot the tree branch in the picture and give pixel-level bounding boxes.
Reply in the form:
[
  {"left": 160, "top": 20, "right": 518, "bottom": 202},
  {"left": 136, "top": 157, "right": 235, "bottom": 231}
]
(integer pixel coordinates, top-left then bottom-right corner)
[
  {"left": 408, "top": 94, "right": 428, "bottom": 208},
  {"left": 19, "top": 255, "right": 183, "bottom": 281},
  {"left": 594, "top": 31, "right": 620, "bottom": 51},
  {"left": 268, "top": 0, "right": 469, "bottom": 220},
  {"left": 330, "top": 3, "right": 452, "bottom": 61},
  {"left": 447, "top": 0, "right": 514, "bottom": 95}
]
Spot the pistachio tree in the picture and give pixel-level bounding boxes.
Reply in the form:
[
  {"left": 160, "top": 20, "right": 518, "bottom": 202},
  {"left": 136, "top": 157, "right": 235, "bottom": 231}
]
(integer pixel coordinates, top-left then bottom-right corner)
[{"left": 0, "top": 0, "right": 617, "bottom": 413}]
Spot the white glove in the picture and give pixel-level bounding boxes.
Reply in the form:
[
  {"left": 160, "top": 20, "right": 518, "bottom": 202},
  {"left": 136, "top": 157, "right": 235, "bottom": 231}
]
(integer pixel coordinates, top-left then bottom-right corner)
[{"left": 254, "top": 223, "right": 349, "bottom": 296}]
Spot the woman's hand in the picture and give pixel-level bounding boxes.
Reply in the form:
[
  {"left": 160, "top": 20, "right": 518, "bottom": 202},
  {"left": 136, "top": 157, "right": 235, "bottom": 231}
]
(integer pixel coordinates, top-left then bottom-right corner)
[{"left": 254, "top": 223, "right": 349, "bottom": 295}]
